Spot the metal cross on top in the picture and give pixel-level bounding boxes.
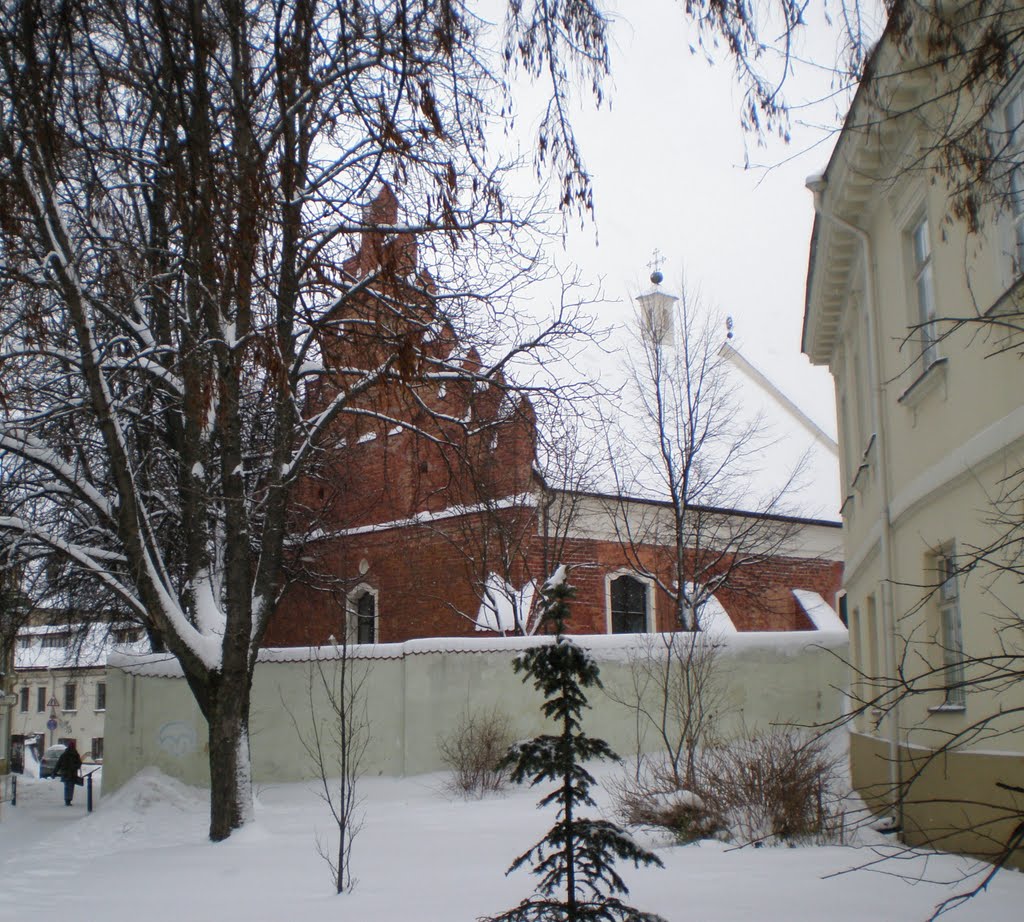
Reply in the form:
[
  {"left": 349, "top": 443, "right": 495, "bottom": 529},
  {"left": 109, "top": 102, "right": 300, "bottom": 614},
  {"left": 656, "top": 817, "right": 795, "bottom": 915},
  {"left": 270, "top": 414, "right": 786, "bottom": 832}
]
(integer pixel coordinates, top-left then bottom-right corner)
[{"left": 647, "top": 248, "right": 664, "bottom": 275}]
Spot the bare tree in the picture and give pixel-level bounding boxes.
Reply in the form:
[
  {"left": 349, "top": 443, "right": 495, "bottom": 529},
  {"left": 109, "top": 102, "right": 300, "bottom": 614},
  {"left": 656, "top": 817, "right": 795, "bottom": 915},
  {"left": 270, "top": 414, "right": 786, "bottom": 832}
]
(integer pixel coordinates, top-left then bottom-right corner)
[
  {"left": 612, "top": 630, "right": 729, "bottom": 792},
  {"left": 0, "top": 0, "right": 617, "bottom": 841},
  {"left": 443, "top": 397, "right": 604, "bottom": 636},
  {"left": 608, "top": 282, "right": 806, "bottom": 633},
  {"left": 293, "top": 629, "right": 369, "bottom": 895}
]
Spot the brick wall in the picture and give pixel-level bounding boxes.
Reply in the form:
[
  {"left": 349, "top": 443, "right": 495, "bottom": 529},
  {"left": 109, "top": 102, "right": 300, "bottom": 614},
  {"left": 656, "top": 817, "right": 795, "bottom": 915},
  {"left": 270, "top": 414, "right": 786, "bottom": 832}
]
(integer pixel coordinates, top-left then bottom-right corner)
[
  {"left": 267, "top": 512, "right": 843, "bottom": 645},
  {"left": 266, "top": 184, "right": 844, "bottom": 648}
]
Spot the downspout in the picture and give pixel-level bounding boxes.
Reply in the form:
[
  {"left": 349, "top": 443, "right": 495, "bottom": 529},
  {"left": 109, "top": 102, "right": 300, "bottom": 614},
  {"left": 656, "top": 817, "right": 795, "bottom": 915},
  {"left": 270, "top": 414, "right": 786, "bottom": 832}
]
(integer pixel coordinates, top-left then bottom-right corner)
[{"left": 806, "top": 175, "right": 903, "bottom": 829}]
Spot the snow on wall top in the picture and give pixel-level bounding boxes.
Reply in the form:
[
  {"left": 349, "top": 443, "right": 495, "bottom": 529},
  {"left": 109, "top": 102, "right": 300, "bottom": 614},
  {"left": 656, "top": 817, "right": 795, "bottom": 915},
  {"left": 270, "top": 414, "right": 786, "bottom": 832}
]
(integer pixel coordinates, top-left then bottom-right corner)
[{"left": 108, "top": 629, "right": 848, "bottom": 678}]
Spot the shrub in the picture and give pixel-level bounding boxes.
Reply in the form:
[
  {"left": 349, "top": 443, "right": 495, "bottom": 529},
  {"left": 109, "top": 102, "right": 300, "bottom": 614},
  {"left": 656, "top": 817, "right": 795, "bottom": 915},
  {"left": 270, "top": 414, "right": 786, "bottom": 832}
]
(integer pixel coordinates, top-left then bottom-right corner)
[
  {"left": 611, "top": 729, "right": 845, "bottom": 846},
  {"left": 608, "top": 757, "right": 724, "bottom": 844},
  {"left": 438, "top": 707, "right": 515, "bottom": 797},
  {"left": 701, "top": 727, "right": 844, "bottom": 845}
]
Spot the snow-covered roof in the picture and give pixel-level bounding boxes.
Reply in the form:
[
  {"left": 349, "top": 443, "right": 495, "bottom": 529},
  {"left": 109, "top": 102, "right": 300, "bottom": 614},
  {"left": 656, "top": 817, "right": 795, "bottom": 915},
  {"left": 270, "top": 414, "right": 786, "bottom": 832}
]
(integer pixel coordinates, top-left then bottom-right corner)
[{"left": 15, "top": 622, "right": 151, "bottom": 671}]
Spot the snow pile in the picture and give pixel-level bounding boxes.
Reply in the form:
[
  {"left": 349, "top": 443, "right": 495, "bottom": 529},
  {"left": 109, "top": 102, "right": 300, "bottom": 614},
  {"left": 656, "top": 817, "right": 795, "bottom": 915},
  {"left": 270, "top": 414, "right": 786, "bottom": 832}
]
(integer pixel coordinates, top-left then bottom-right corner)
[{"left": 102, "top": 766, "right": 207, "bottom": 815}]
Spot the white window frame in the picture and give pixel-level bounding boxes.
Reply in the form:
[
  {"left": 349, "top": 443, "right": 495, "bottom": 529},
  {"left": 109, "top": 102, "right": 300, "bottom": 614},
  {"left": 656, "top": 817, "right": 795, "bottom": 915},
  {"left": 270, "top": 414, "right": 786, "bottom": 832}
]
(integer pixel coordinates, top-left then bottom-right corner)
[
  {"left": 604, "top": 570, "right": 654, "bottom": 634},
  {"left": 1001, "top": 84, "right": 1024, "bottom": 274},
  {"left": 935, "top": 549, "right": 965, "bottom": 709},
  {"left": 910, "top": 214, "right": 939, "bottom": 369},
  {"left": 346, "top": 584, "right": 379, "bottom": 646}
]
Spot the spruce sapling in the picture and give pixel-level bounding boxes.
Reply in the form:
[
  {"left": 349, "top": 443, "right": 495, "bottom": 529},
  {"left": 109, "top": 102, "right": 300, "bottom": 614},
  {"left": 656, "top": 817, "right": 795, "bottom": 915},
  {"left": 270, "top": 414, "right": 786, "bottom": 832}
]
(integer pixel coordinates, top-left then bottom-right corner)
[{"left": 482, "top": 565, "right": 665, "bottom": 922}]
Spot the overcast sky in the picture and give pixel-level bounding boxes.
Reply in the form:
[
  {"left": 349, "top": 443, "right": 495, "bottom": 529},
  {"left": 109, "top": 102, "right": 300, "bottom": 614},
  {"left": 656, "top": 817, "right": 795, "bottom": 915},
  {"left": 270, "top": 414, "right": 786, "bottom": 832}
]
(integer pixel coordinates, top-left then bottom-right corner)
[{"left": 508, "top": 0, "right": 884, "bottom": 438}]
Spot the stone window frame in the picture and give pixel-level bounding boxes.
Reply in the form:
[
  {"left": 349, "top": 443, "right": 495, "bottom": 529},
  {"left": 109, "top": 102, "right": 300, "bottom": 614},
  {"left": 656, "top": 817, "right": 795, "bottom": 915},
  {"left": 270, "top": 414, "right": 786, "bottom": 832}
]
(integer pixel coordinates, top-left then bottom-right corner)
[
  {"left": 931, "top": 545, "right": 966, "bottom": 711},
  {"left": 347, "top": 583, "right": 379, "bottom": 645},
  {"left": 998, "top": 80, "right": 1024, "bottom": 277},
  {"left": 604, "top": 569, "right": 655, "bottom": 635}
]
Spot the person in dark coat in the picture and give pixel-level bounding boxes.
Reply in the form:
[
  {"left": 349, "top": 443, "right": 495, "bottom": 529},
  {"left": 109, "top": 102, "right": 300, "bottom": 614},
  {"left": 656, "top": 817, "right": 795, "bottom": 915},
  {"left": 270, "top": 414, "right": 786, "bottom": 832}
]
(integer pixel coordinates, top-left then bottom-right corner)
[{"left": 53, "top": 741, "right": 82, "bottom": 806}]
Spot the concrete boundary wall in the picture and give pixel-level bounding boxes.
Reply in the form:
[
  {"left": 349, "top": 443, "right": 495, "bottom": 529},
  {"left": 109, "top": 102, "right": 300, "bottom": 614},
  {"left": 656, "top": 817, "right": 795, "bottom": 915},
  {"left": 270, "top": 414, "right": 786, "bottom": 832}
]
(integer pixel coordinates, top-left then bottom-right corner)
[{"left": 102, "top": 631, "right": 849, "bottom": 794}]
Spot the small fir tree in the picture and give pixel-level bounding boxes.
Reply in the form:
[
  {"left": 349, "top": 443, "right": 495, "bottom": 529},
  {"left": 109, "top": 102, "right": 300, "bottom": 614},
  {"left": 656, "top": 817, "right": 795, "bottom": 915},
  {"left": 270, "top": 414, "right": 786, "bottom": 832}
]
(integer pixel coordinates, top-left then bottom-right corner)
[{"left": 483, "top": 566, "right": 666, "bottom": 922}]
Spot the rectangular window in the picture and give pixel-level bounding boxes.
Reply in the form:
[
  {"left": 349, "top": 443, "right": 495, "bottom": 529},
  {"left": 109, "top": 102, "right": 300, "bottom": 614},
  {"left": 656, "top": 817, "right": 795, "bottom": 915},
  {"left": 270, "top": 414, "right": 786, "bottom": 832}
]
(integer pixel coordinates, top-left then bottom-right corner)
[
  {"left": 42, "top": 631, "right": 70, "bottom": 649},
  {"left": 936, "top": 551, "right": 965, "bottom": 708},
  {"left": 37, "top": 686, "right": 46, "bottom": 713},
  {"left": 353, "top": 592, "right": 376, "bottom": 645},
  {"left": 63, "top": 683, "right": 77, "bottom": 712},
  {"left": 848, "top": 606, "right": 864, "bottom": 718},
  {"left": 852, "top": 348, "right": 867, "bottom": 450},
  {"left": 863, "top": 594, "right": 879, "bottom": 690},
  {"left": 91, "top": 737, "right": 104, "bottom": 761},
  {"left": 911, "top": 216, "right": 938, "bottom": 367},
  {"left": 840, "top": 391, "right": 853, "bottom": 486},
  {"left": 19, "top": 686, "right": 28, "bottom": 713},
  {"left": 1004, "top": 89, "right": 1024, "bottom": 272},
  {"left": 96, "top": 683, "right": 106, "bottom": 711},
  {"left": 610, "top": 574, "right": 649, "bottom": 633}
]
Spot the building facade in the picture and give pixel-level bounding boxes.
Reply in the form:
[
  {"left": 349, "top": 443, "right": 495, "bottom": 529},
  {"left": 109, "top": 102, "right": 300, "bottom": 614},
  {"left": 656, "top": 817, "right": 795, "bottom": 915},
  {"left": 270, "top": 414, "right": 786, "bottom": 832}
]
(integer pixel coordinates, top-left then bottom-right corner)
[
  {"left": 9, "top": 620, "right": 148, "bottom": 770},
  {"left": 266, "top": 188, "right": 844, "bottom": 649},
  {"left": 803, "top": 3, "right": 1024, "bottom": 861}
]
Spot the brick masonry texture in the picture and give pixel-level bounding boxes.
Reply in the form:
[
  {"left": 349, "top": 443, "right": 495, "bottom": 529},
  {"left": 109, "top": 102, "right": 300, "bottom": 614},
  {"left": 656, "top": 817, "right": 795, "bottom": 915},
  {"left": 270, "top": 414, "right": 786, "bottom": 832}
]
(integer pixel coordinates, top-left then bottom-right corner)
[{"left": 264, "top": 186, "right": 842, "bottom": 647}]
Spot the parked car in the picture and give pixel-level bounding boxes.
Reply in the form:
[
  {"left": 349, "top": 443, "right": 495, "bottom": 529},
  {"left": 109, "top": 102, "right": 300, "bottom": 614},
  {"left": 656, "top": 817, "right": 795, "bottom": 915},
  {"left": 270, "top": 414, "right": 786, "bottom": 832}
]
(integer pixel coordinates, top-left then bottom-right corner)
[{"left": 39, "top": 744, "right": 66, "bottom": 779}]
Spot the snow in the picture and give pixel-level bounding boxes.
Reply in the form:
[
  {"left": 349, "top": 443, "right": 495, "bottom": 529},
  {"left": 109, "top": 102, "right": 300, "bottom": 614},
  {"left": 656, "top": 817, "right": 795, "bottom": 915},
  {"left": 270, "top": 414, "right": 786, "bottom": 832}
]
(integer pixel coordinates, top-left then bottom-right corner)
[
  {"left": 300, "top": 493, "right": 539, "bottom": 543},
  {"left": 110, "top": 629, "right": 850, "bottom": 677},
  {"left": 793, "top": 589, "right": 847, "bottom": 633},
  {"left": 2, "top": 761, "right": 1022, "bottom": 920},
  {"left": 683, "top": 584, "right": 737, "bottom": 634},
  {"left": 474, "top": 573, "right": 536, "bottom": 633},
  {"left": 15, "top": 622, "right": 150, "bottom": 670},
  {"left": 543, "top": 563, "right": 568, "bottom": 591}
]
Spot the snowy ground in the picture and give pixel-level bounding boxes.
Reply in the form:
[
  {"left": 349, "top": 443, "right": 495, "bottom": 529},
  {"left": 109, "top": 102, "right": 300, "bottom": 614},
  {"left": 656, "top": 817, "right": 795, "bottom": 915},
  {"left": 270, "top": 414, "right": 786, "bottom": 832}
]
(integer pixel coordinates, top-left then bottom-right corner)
[{"left": 1, "top": 765, "right": 1022, "bottom": 921}]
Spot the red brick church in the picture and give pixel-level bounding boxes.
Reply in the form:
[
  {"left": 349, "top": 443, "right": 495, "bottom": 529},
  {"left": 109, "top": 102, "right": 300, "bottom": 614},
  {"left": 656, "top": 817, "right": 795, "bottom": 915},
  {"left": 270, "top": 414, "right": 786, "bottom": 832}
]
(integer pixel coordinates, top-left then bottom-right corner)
[{"left": 264, "top": 188, "right": 843, "bottom": 648}]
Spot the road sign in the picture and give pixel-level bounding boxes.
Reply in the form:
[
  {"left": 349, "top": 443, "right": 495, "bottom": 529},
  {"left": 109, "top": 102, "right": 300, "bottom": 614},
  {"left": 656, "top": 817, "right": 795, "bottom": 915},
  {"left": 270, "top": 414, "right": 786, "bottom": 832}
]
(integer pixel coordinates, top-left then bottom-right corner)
[
  {"left": 46, "top": 718, "right": 57, "bottom": 731},
  {"left": 47, "top": 697, "right": 59, "bottom": 708}
]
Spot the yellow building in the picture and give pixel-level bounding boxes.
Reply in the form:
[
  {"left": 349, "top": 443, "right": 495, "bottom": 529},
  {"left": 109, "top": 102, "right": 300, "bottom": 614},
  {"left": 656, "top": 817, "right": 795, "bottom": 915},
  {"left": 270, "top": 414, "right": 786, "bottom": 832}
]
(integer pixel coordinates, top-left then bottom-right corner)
[{"left": 803, "top": 3, "right": 1024, "bottom": 863}]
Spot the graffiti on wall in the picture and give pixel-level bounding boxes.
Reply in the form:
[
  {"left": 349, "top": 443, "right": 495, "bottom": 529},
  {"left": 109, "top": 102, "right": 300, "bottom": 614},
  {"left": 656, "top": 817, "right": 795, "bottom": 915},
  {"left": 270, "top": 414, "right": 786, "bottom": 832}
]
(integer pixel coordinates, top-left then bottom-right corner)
[{"left": 157, "top": 721, "right": 198, "bottom": 758}]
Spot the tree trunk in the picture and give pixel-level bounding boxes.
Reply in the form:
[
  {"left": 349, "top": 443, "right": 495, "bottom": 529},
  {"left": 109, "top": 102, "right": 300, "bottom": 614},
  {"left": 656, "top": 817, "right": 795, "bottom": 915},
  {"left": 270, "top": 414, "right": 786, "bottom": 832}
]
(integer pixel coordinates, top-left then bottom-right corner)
[{"left": 203, "top": 670, "right": 255, "bottom": 842}]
